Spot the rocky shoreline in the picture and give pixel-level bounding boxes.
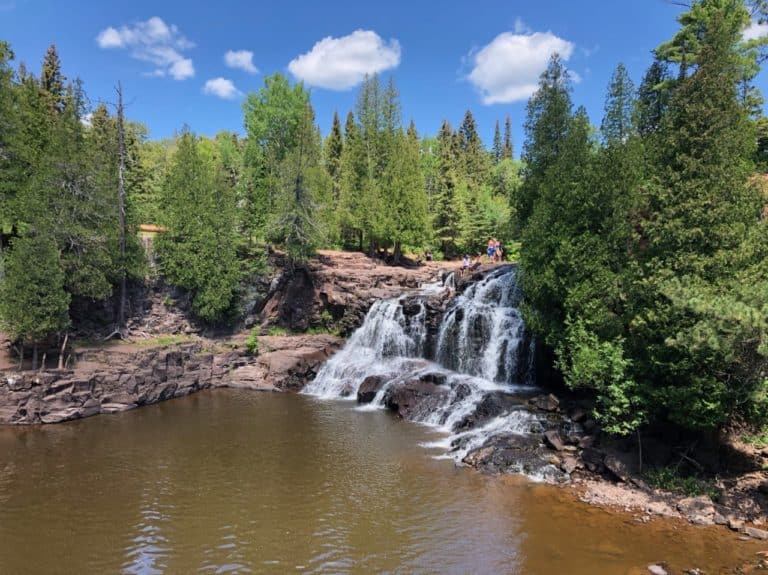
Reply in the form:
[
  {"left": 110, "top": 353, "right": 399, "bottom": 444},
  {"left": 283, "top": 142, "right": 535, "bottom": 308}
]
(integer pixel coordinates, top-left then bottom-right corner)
[
  {"left": 1, "top": 250, "right": 767, "bottom": 560},
  {"left": 0, "top": 335, "right": 341, "bottom": 425}
]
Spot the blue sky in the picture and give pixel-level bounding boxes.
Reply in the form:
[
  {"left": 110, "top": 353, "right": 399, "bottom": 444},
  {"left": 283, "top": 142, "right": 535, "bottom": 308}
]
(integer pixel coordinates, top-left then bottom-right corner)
[{"left": 2, "top": 0, "right": 767, "bottom": 152}]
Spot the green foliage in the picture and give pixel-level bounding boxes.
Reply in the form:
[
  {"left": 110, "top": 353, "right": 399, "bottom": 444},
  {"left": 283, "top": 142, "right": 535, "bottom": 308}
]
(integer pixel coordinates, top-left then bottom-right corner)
[
  {"left": 0, "top": 234, "right": 70, "bottom": 344},
  {"left": 643, "top": 466, "right": 721, "bottom": 499},
  {"left": 156, "top": 129, "right": 240, "bottom": 323},
  {"left": 245, "top": 328, "right": 260, "bottom": 356},
  {"left": 518, "top": 0, "right": 768, "bottom": 435}
]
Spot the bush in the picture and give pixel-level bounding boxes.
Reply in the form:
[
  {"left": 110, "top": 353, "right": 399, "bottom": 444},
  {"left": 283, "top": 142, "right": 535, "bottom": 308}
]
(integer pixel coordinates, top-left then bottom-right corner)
[{"left": 245, "top": 328, "right": 259, "bottom": 356}]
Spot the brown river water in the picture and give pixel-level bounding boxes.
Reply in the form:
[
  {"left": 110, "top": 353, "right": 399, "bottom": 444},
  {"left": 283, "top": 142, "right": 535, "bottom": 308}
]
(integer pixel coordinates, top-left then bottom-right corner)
[{"left": 0, "top": 389, "right": 762, "bottom": 574}]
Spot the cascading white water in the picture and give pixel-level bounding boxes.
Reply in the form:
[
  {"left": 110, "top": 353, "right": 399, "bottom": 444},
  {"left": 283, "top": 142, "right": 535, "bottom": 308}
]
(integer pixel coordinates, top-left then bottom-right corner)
[
  {"left": 303, "top": 266, "right": 540, "bottom": 466},
  {"left": 305, "top": 297, "right": 428, "bottom": 399},
  {"left": 436, "top": 266, "right": 532, "bottom": 384}
]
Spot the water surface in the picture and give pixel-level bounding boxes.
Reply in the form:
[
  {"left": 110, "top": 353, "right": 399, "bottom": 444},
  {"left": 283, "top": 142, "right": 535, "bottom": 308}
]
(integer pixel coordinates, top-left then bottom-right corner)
[{"left": 0, "top": 390, "right": 759, "bottom": 574}]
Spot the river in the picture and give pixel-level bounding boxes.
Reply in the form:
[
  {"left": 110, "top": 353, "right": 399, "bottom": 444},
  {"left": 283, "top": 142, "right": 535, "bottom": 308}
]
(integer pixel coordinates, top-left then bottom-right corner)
[{"left": 0, "top": 389, "right": 759, "bottom": 574}]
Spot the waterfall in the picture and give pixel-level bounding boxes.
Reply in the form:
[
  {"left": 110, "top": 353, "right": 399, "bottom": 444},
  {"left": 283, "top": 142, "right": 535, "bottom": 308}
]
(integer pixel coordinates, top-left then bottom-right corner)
[{"left": 303, "top": 265, "right": 542, "bottom": 469}]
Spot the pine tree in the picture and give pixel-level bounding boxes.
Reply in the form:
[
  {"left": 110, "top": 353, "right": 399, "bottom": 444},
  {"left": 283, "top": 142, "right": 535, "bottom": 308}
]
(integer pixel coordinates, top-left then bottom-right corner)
[
  {"left": 339, "top": 111, "right": 367, "bottom": 249},
  {"left": 324, "top": 110, "right": 344, "bottom": 203},
  {"left": 634, "top": 0, "right": 767, "bottom": 429},
  {"left": 0, "top": 234, "right": 70, "bottom": 369},
  {"left": 0, "top": 41, "right": 16, "bottom": 268},
  {"left": 492, "top": 120, "right": 502, "bottom": 164},
  {"left": 635, "top": 58, "right": 671, "bottom": 137},
  {"left": 432, "top": 120, "right": 461, "bottom": 256},
  {"left": 518, "top": 54, "right": 573, "bottom": 227},
  {"left": 40, "top": 44, "right": 65, "bottom": 114},
  {"left": 157, "top": 130, "right": 240, "bottom": 322},
  {"left": 503, "top": 114, "right": 513, "bottom": 159},
  {"left": 601, "top": 63, "right": 635, "bottom": 144},
  {"left": 458, "top": 110, "right": 489, "bottom": 182}
]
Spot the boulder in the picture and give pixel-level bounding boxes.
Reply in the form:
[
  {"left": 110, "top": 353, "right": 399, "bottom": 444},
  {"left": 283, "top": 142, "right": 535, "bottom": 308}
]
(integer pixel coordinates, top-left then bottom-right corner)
[
  {"left": 357, "top": 375, "right": 386, "bottom": 404},
  {"left": 530, "top": 393, "right": 559, "bottom": 412},
  {"left": 383, "top": 378, "right": 450, "bottom": 421},
  {"left": 677, "top": 496, "right": 715, "bottom": 525},
  {"left": 456, "top": 391, "right": 524, "bottom": 431},
  {"left": 647, "top": 565, "right": 668, "bottom": 575},
  {"left": 604, "top": 455, "right": 632, "bottom": 483},
  {"left": 745, "top": 526, "right": 768, "bottom": 540},
  {"left": 544, "top": 430, "right": 565, "bottom": 452},
  {"left": 560, "top": 455, "right": 583, "bottom": 474},
  {"left": 568, "top": 406, "right": 588, "bottom": 423}
]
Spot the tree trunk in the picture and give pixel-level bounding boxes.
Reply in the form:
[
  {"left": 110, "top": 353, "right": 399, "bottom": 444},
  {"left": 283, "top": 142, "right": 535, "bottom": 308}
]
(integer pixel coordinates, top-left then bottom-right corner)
[
  {"left": 31, "top": 343, "right": 38, "bottom": 371},
  {"left": 58, "top": 332, "right": 68, "bottom": 370},
  {"left": 358, "top": 230, "right": 363, "bottom": 253},
  {"left": 116, "top": 81, "right": 128, "bottom": 328},
  {"left": 393, "top": 241, "right": 402, "bottom": 265},
  {"left": 18, "top": 344, "right": 23, "bottom": 370}
]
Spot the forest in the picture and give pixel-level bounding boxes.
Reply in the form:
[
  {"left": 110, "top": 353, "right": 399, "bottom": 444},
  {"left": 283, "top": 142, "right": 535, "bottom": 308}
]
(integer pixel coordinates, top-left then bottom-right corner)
[{"left": 0, "top": 0, "right": 767, "bottom": 438}]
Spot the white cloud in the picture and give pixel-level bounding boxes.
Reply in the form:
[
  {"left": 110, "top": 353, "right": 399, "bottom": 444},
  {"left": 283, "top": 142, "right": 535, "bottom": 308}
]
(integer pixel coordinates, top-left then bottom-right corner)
[
  {"left": 744, "top": 19, "right": 768, "bottom": 41},
  {"left": 225, "top": 49, "right": 258, "bottom": 74},
  {"left": 96, "top": 16, "right": 195, "bottom": 80},
  {"left": 288, "top": 30, "right": 401, "bottom": 90},
  {"left": 80, "top": 112, "right": 93, "bottom": 128},
  {"left": 467, "top": 25, "right": 575, "bottom": 105},
  {"left": 203, "top": 77, "right": 242, "bottom": 99}
]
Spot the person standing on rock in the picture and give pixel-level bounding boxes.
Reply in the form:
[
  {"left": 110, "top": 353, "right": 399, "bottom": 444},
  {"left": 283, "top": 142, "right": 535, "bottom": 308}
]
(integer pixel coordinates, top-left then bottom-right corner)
[{"left": 487, "top": 239, "right": 495, "bottom": 263}]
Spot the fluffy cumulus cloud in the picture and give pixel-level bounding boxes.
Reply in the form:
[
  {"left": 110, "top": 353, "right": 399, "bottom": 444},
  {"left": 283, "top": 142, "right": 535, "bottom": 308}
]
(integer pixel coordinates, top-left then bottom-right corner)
[
  {"left": 288, "top": 30, "right": 401, "bottom": 90},
  {"left": 744, "top": 19, "right": 768, "bottom": 41},
  {"left": 203, "top": 77, "right": 242, "bottom": 99},
  {"left": 225, "top": 49, "right": 258, "bottom": 74},
  {"left": 468, "top": 26, "right": 574, "bottom": 104},
  {"left": 96, "top": 16, "right": 195, "bottom": 80}
]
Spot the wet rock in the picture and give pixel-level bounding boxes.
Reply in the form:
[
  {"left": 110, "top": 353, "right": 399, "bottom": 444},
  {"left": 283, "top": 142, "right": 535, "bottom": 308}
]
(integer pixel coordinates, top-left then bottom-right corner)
[
  {"left": 745, "top": 526, "right": 768, "bottom": 540},
  {"left": 604, "top": 455, "right": 632, "bottom": 483},
  {"left": 728, "top": 518, "right": 745, "bottom": 531},
  {"left": 544, "top": 430, "right": 565, "bottom": 451},
  {"left": 560, "top": 455, "right": 583, "bottom": 474},
  {"left": 677, "top": 496, "right": 715, "bottom": 525},
  {"left": 463, "top": 433, "right": 567, "bottom": 482},
  {"left": 581, "top": 447, "right": 606, "bottom": 472},
  {"left": 357, "top": 375, "right": 386, "bottom": 403},
  {"left": 568, "top": 406, "right": 588, "bottom": 423},
  {"left": 419, "top": 372, "right": 447, "bottom": 386},
  {"left": 647, "top": 564, "right": 668, "bottom": 575},
  {"left": 530, "top": 393, "right": 559, "bottom": 412},
  {"left": 382, "top": 378, "right": 450, "bottom": 421},
  {"left": 455, "top": 391, "right": 523, "bottom": 431},
  {"left": 578, "top": 435, "right": 595, "bottom": 449}
]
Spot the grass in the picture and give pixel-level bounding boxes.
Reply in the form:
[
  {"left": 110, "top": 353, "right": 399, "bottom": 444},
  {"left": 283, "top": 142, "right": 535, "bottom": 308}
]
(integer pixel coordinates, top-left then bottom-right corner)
[
  {"left": 265, "top": 326, "right": 290, "bottom": 337},
  {"left": 742, "top": 431, "right": 768, "bottom": 449},
  {"left": 643, "top": 466, "right": 721, "bottom": 500},
  {"left": 134, "top": 334, "right": 196, "bottom": 347}
]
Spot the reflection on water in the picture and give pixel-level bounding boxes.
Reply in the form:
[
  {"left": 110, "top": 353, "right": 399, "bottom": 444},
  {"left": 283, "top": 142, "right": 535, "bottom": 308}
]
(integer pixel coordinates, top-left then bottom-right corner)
[{"left": 0, "top": 390, "right": 759, "bottom": 574}]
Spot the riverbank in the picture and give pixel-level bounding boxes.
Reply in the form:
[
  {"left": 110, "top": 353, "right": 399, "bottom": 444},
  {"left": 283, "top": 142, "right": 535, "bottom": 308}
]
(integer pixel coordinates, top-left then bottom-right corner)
[{"left": 2, "top": 249, "right": 767, "bottom": 558}]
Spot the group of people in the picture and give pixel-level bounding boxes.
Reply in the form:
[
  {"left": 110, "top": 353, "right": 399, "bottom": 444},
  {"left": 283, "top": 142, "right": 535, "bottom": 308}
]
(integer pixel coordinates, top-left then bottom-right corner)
[
  {"left": 458, "top": 238, "right": 504, "bottom": 277},
  {"left": 486, "top": 238, "right": 504, "bottom": 262}
]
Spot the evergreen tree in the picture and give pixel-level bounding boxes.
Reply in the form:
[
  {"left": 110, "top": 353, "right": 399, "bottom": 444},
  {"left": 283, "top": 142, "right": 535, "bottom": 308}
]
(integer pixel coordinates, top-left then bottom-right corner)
[
  {"left": 324, "top": 110, "right": 344, "bottom": 203},
  {"left": 635, "top": 58, "right": 671, "bottom": 137},
  {"left": 632, "top": 0, "right": 767, "bottom": 428},
  {"left": 40, "top": 44, "right": 65, "bottom": 114},
  {"left": 518, "top": 54, "right": 573, "bottom": 228},
  {"left": 492, "top": 120, "right": 502, "bottom": 164},
  {"left": 157, "top": 130, "right": 240, "bottom": 322},
  {"left": 338, "top": 111, "right": 367, "bottom": 249},
  {"left": 0, "top": 234, "right": 70, "bottom": 368},
  {"left": 601, "top": 63, "right": 635, "bottom": 144},
  {"left": 432, "top": 120, "right": 461, "bottom": 256},
  {"left": 503, "top": 114, "right": 514, "bottom": 159}
]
